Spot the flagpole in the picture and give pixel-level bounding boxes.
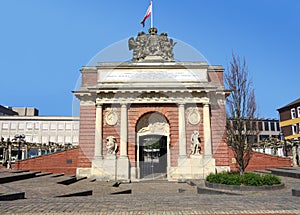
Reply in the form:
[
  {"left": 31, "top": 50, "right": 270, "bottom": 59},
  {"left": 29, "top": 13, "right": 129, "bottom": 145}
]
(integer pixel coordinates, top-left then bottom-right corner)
[{"left": 151, "top": 0, "right": 153, "bottom": 28}]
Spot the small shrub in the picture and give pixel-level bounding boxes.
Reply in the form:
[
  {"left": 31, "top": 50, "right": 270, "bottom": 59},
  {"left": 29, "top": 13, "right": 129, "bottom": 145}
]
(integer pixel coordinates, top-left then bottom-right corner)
[
  {"left": 261, "top": 174, "right": 281, "bottom": 185},
  {"left": 206, "top": 172, "right": 281, "bottom": 186},
  {"left": 242, "top": 172, "right": 263, "bottom": 186}
]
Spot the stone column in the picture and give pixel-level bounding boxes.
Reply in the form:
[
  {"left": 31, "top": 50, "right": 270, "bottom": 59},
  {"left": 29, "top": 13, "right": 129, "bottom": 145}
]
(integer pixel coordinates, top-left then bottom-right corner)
[
  {"left": 203, "top": 103, "right": 212, "bottom": 157},
  {"left": 178, "top": 103, "right": 187, "bottom": 159},
  {"left": 94, "top": 104, "right": 103, "bottom": 159},
  {"left": 120, "top": 103, "right": 128, "bottom": 157},
  {"left": 117, "top": 103, "right": 130, "bottom": 181}
]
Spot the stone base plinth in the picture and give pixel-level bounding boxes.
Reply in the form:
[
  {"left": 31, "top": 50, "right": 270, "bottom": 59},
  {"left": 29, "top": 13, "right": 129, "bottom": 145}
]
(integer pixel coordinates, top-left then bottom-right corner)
[
  {"left": 76, "top": 168, "right": 92, "bottom": 177},
  {"left": 92, "top": 156, "right": 117, "bottom": 180},
  {"left": 82, "top": 156, "right": 131, "bottom": 181},
  {"left": 168, "top": 155, "right": 216, "bottom": 180}
]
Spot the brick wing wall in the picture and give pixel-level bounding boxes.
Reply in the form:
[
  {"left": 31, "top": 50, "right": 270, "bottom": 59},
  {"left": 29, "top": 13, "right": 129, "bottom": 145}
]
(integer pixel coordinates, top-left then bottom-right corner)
[{"left": 15, "top": 149, "right": 78, "bottom": 175}]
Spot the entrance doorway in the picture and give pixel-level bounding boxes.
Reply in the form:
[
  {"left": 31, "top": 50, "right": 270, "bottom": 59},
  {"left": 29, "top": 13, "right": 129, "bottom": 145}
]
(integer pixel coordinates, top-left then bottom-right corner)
[{"left": 139, "top": 135, "right": 167, "bottom": 179}]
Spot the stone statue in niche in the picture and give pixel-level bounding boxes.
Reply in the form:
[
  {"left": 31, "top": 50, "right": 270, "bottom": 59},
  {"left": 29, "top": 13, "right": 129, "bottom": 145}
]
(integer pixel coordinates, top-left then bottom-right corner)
[
  {"left": 191, "top": 131, "right": 201, "bottom": 155},
  {"left": 106, "top": 136, "right": 118, "bottom": 155}
]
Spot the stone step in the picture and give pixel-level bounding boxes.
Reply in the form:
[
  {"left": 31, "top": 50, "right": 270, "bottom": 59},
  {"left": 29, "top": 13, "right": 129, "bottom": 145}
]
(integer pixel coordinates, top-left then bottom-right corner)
[
  {"left": 0, "top": 185, "right": 25, "bottom": 201},
  {"left": 51, "top": 173, "right": 65, "bottom": 178},
  {"left": 292, "top": 187, "right": 300, "bottom": 197},
  {"left": 35, "top": 172, "right": 52, "bottom": 177},
  {"left": 57, "top": 176, "right": 87, "bottom": 185},
  {"left": 56, "top": 190, "right": 93, "bottom": 197},
  {"left": 254, "top": 169, "right": 272, "bottom": 174},
  {"left": 267, "top": 168, "right": 300, "bottom": 179},
  {"left": 0, "top": 171, "right": 40, "bottom": 184}
]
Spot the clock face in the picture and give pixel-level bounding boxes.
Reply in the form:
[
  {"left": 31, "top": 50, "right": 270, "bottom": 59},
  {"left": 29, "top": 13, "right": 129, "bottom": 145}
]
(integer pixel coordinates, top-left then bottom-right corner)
[{"left": 105, "top": 111, "right": 118, "bottom": 126}]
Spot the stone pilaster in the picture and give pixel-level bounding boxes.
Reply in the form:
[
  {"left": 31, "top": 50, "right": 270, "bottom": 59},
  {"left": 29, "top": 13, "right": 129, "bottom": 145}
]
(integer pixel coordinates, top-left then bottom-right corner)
[
  {"left": 120, "top": 103, "right": 128, "bottom": 157},
  {"left": 118, "top": 103, "right": 130, "bottom": 181},
  {"left": 178, "top": 103, "right": 187, "bottom": 160},
  {"left": 94, "top": 103, "right": 103, "bottom": 159},
  {"left": 203, "top": 103, "right": 212, "bottom": 157}
]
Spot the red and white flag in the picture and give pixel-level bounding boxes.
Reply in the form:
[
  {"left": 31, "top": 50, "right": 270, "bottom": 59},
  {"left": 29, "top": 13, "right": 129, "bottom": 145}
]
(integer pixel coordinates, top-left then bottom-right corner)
[{"left": 141, "top": 1, "right": 152, "bottom": 27}]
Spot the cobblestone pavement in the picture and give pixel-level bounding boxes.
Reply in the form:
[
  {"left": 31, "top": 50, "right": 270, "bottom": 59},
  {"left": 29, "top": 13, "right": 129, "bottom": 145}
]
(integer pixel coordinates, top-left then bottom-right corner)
[{"left": 0, "top": 173, "right": 299, "bottom": 215}]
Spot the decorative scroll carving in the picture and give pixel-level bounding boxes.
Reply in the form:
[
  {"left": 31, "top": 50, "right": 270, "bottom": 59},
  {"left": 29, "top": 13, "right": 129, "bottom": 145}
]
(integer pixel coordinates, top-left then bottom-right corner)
[
  {"left": 128, "top": 28, "right": 176, "bottom": 62},
  {"left": 106, "top": 136, "right": 118, "bottom": 154},
  {"left": 191, "top": 131, "right": 201, "bottom": 155},
  {"left": 138, "top": 122, "right": 170, "bottom": 135}
]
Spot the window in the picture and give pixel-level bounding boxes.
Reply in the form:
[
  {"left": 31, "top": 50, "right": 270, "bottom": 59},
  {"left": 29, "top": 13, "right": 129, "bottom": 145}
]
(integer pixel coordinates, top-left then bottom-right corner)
[
  {"left": 42, "top": 123, "right": 49, "bottom": 130},
  {"left": 10, "top": 123, "right": 17, "bottom": 130},
  {"left": 34, "top": 122, "right": 39, "bottom": 130},
  {"left": 50, "top": 123, "right": 57, "bottom": 130},
  {"left": 247, "top": 135, "right": 257, "bottom": 143},
  {"left": 276, "top": 122, "right": 280, "bottom": 131},
  {"left": 18, "top": 123, "right": 24, "bottom": 130},
  {"left": 74, "top": 123, "right": 79, "bottom": 130},
  {"left": 50, "top": 136, "right": 56, "bottom": 142},
  {"left": 58, "top": 136, "right": 64, "bottom": 143},
  {"left": 58, "top": 123, "right": 64, "bottom": 130},
  {"left": 26, "top": 122, "right": 33, "bottom": 130},
  {"left": 32, "top": 135, "right": 39, "bottom": 143},
  {"left": 297, "top": 107, "right": 300, "bottom": 118},
  {"left": 259, "top": 135, "right": 269, "bottom": 141},
  {"left": 258, "top": 121, "right": 263, "bottom": 131},
  {"left": 73, "top": 135, "right": 78, "bottom": 143},
  {"left": 292, "top": 124, "right": 297, "bottom": 135},
  {"left": 66, "top": 123, "right": 72, "bottom": 130},
  {"left": 264, "top": 121, "right": 269, "bottom": 131},
  {"left": 291, "top": 108, "right": 296, "bottom": 119},
  {"left": 42, "top": 136, "right": 48, "bottom": 143},
  {"left": 2, "top": 123, "right": 9, "bottom": 130},
  {"left": 65, "top": 136, "right": 71, "bottom": 143},
  {"left": 270, "top": 122, "right": 275, "bottom": 131}
]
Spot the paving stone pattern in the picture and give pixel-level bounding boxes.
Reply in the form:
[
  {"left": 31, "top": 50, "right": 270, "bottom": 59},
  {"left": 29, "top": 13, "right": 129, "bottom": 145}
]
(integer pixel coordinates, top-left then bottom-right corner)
[{"left": 0, "top": 172, "right": 299, "bottom": 215}]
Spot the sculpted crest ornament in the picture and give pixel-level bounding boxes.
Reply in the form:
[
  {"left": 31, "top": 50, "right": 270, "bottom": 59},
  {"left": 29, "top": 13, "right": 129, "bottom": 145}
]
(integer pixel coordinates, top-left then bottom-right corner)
[
  {"left": 105, "top": 109, "right": 118, "bottom": 126},
  {"left": 128, "top": 28, "right": 176, "bottom": 62}
]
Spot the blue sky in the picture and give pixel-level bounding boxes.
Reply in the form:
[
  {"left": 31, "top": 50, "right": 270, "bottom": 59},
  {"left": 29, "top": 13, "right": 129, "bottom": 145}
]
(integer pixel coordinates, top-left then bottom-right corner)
[{"left": 0, "top": 0, "right": 299, "bottom": 118}]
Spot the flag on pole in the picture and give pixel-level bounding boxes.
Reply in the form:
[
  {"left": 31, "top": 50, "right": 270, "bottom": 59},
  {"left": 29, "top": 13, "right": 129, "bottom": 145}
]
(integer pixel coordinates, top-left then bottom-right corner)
[{"left": 141, "top": 1, "right": 152, "bottom": 27}]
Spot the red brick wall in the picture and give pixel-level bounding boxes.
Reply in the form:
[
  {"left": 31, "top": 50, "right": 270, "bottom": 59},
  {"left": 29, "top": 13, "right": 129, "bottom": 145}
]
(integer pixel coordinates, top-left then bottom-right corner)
[
  {"left": 77, "top": 105, "right": 95, "bottom": 168},
  {"left": 211, "top": 103, "right": 230, "bottom": 167},
  {"left": 14, "top": 149, "right": 78, "bottom": 175},
  {"left": 229, "top": 149, "right": 291, "bottom": 172},
  {"left": 208, "top": 71, "right": 223, "bottom": 85},
  {"left": 81, "top": 71, "right": 97, "bottom": 87}
]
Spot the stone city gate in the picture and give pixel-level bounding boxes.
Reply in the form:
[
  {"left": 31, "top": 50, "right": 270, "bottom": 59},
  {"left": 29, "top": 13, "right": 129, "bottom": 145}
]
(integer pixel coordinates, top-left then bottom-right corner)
[{"left": 74, "top": 28, "right": 230, "bottom": 181}]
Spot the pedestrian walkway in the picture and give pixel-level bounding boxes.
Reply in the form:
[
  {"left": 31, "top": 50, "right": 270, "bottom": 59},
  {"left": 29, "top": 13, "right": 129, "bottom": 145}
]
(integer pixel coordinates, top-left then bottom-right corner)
[{"left": 0, "top": 167, "right": 299, "bottom": 214}]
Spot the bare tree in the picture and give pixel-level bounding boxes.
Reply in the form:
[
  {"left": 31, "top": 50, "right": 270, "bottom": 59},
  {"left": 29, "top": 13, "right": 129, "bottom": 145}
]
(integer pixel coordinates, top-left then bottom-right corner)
[{"left": 225, "top": 52, "right": 258, "bottom": 174}]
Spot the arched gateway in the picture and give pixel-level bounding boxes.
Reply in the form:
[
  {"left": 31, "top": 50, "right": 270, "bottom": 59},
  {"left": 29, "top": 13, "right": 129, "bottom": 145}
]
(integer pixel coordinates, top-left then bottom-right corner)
[
  {"left": 74, "top": 28, "right": 230, "bottom": 181},
  {"left": 136, "top": 112, "right": 170, "bottom": 179}
]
